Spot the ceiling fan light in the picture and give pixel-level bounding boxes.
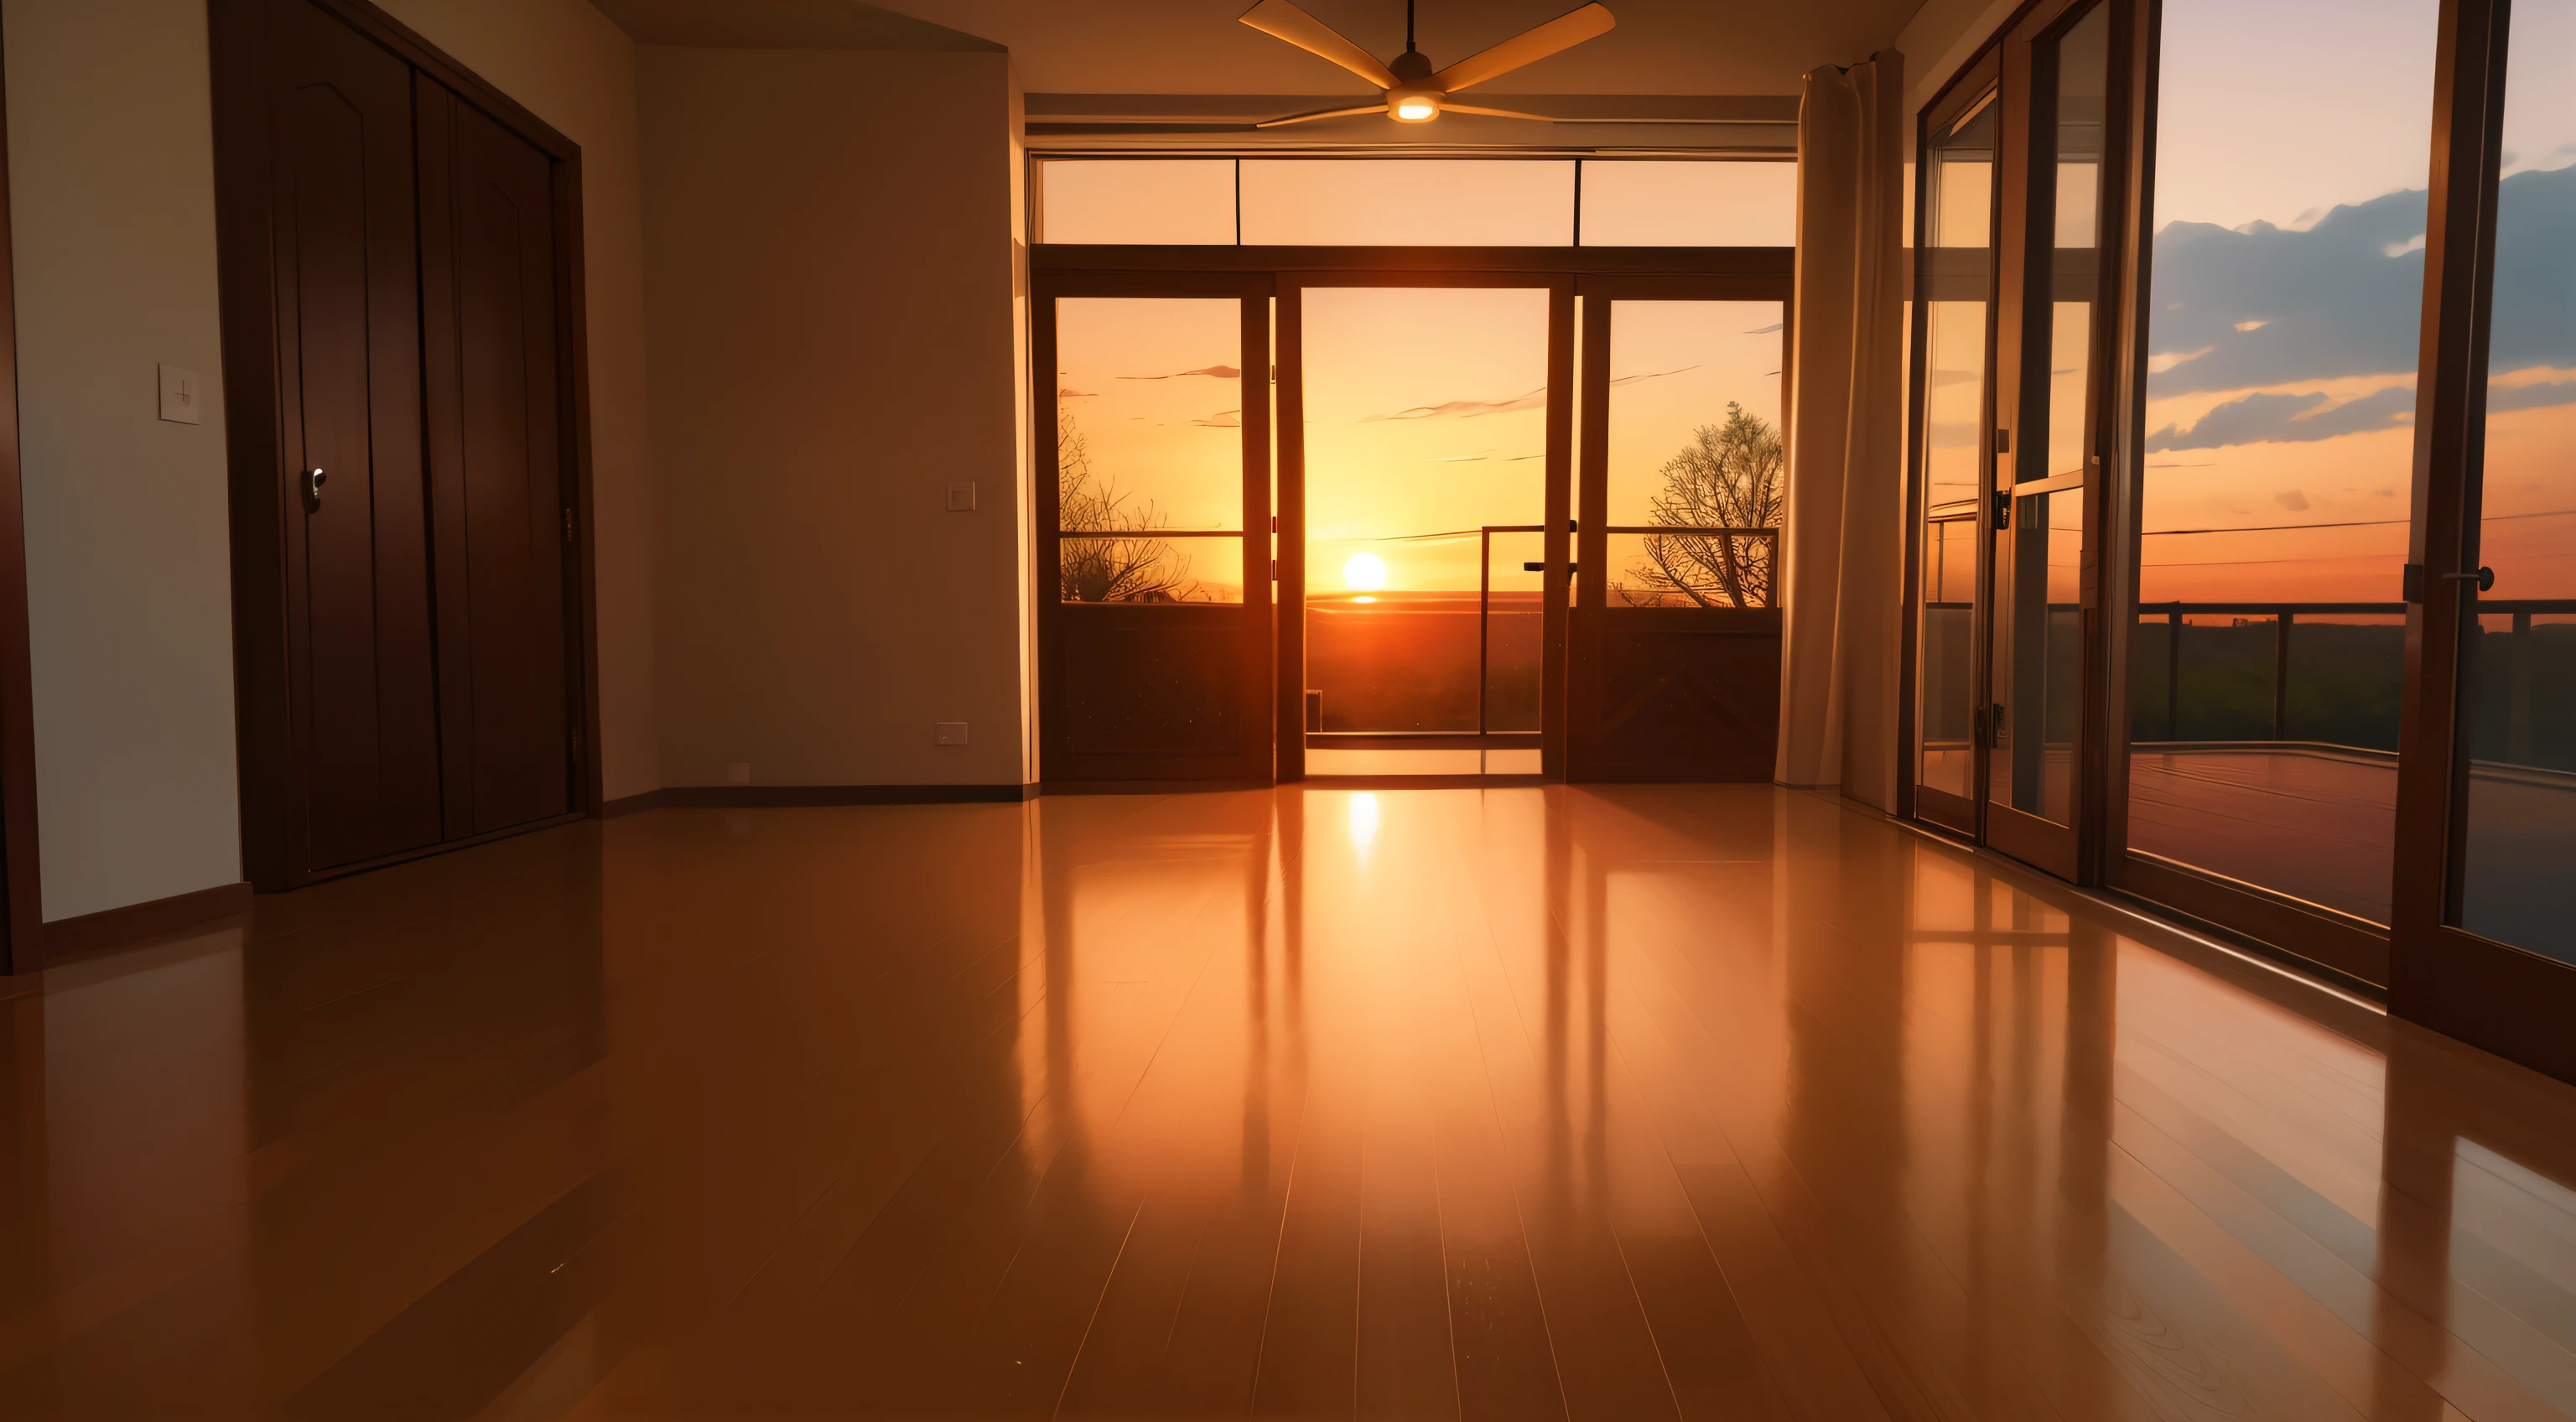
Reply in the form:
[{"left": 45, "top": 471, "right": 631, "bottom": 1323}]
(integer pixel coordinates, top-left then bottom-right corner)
[{"left": 1393, "top": 96, "right": 1439, "bottom": 122}]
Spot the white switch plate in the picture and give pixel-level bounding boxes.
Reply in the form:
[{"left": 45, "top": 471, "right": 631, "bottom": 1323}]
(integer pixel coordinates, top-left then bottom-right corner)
[
  {"left": 158, "top": 364, "right": 202, "bottom": 425},
  {"left": 724, "top": 761, "right": 751, "bottom": 785},
  {"left": 944, "top": 480, "right": 976, "bottom": 511},
  {"left": 934, "top": 722, "right": 969, "bottom": 746}
]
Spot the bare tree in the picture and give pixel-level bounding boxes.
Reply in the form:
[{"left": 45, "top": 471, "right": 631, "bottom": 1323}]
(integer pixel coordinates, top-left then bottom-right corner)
[
  {"left": 1620, "top": 402, "right": 1784, "bottom": 609},
  {"left": 1057, "top": 417, "right": 1202, "bottom": 603}
]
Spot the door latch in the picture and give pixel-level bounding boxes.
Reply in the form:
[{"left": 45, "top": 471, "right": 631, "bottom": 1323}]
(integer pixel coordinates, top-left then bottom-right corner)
[
  {"left": 1992, "top": 488, "right": 2012, "bottom": 531},
  {"left": 307, "top": 467, "right": 328, "bottom": 507}
]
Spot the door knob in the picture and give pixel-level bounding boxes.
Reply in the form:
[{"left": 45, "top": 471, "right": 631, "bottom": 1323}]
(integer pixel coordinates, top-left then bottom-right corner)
[{"left": 307, "top": 467, "right": 327, "bottom": 506}]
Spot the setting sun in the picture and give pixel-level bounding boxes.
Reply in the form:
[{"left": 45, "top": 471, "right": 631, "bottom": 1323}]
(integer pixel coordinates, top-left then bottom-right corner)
[{"left": 1342, "top": 552, "right": 1388, "bottom": 592}]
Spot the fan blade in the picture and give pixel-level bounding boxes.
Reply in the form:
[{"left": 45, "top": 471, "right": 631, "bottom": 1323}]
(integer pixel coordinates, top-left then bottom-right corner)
[
  {"left": 1238, "top": 0, "right": 1398, "bottom": 90},
  {"left": 1430, "top": 2, "right": 1615, "bottom": 93},
  {"left": 1441, "top": 103, "right": 1557, "bottom": 121},
  {"left": 1254, "top": 103, "right": 1387, "bottom": 129}
]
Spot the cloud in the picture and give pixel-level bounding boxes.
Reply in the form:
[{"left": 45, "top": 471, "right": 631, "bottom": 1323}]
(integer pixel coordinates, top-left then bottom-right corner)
[
  {"left": 2489, "top": 378, "right": 2576, "bottom": 413},
  {"left": 1117, "top": 365, "right": 1242, "bottom": 381},
  {"left": 2147, "top": 386, "right": 2417, "bottom": 450},
  {"left": 1607, "top": 364, "right": 1698, "bottom": 387},
  {"left": 1746, "top": 323, "right": 1784, "bottom": 335},
  {"left": 1364, "top": 386, "right": 1548, "bottom": 421},
  {"left": 2274, "top": 489, "right": 2310, "bottom": 511},
  {"left": 1190, "top": 409, "right": 1242, "bottom": 427},
  {"left": 1059, "top": 387, "right": 1097, "bottom": 397},
  {"left": 2149, "top": 165, "right": 2576, "bottom": 393}
]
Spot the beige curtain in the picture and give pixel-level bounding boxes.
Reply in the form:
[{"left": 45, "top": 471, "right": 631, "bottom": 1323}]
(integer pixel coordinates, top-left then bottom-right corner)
[{"left": 1778, "top": 51, "right": 1906, "bottom": 807}]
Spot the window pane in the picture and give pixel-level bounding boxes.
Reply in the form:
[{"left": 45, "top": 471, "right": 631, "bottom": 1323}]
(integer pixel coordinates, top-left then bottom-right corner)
[
  {"left": 2455, "top": 0, "right": 2576, "bottom": 958},
  {"left": 2123, "top": 0, "right": 2438, "bottom": 921},
  {"left": 2038, "top": 6, "right": 2109, "bottom": 483},
  {"left": 1036, "top": 159, "right": 1234, "bottom": 244},
  {"left": 1055, "top": 298, "right": 1244, "bottom": 535},
  {"left": 1239, "top": 160, "right": 1574, "bottom": 246},
  {"left": 1579, "top": 161, "right": 1796, "bottom": 246},
  {"left": 1923, "top": 519, "right": 1978, "bottom": 799},
  {"left": 1915, "top": 91, "right": 1995, "bottom": 802},
  {"left": 1600, "top": 300, "right": 1784, "bottom": 608},
  {"left": 1057, "top": 534, "right": 1243, "bottom": 605},
  {"left": 1990, "top": 487, "right": 2083, "bottom": 824}
]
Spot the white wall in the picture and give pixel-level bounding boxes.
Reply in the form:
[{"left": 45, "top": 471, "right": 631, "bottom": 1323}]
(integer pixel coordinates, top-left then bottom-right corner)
[
  {"left": 638, "top": 45, "right": 1028, "bottom": 789},
  {"left": 5, "top": 0, "right": 241, "bottom": 921}
]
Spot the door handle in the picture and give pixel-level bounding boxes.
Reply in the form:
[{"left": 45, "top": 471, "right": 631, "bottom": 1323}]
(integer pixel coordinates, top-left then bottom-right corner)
[
  {"left": 2443, "top": 566, "right": 2496, "bottom": 592},
  {"left": 307, "top": 467, "right": 328, "bottom": 507}
]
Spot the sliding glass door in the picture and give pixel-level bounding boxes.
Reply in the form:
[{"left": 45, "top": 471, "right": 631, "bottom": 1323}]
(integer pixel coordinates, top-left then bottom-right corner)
[
  {"left": 1907, "top": 0, "right": 2126, "bottom": 880},
  {"left": 2391, "top": 0, "right": 2576, "bottom": 1079},
  {"left": 1913, "top": 75, "right": 1998, "bottom": 834}
]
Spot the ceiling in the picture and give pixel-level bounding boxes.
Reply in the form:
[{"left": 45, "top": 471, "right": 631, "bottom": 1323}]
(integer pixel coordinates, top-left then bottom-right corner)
[{"left": 596, "top": 0, "right": 1928, "bottom": 97}]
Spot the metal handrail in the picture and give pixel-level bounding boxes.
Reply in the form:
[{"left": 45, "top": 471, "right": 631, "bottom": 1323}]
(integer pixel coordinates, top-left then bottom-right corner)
[{"left": 2124, "top": 598, "right": 2576, "bottom": 747}]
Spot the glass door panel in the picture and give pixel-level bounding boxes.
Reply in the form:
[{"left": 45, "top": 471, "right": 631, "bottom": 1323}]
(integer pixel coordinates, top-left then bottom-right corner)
[
  {"left": 1570, "top": 291, "right": 1788, "bottom": 781},
  {"left": 2450, "top": 0, "right": 2576, "bottom": 961},
  {"left": 1038, "top": 284, "right": 1272, "bottom": 782},
  {"left": 1987, "top": 1, "right": 2110, "bottom": 852},
  {"left": 1912, "top": 84, "right": 1997, "bottom": 829},
  {"left": 2119, "top": 0, "right": 2433, "bottom": 934},
  {"left": 1299, "top": 285, "right": 1550, "bottom": 776}
]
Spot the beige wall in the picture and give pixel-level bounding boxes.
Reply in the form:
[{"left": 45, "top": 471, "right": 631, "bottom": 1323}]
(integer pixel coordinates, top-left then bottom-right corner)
[
  {"left": 638, "top": 45, "right": 1027, "bottom": 789},
  {"left": 374, "top": 0, "right": 660, "bottom": 802},
  {"left": 5, "top": 0, "right": 241, "bottom": 921}
]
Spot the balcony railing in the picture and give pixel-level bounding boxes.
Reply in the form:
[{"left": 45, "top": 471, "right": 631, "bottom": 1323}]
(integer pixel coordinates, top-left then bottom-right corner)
[{"left": 2131, "top": 600, "right": 2573, "bottom": 757}]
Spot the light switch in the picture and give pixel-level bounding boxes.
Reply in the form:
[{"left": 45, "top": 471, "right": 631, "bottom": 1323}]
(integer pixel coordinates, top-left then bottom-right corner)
[
  {"left": 935, "top": 722, "right": 969, "bottom": 746},
  {"left": 158, "top": 364, "right": 202, "bottom": 425},
  {"left": 724, "top": 761, "right": 751, "bottom": 786},
  {"left": 944, "top": 480, "right": 976, "bottom": 512}
]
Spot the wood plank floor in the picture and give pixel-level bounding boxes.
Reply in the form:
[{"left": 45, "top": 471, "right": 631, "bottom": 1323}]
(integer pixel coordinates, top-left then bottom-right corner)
[{"left": 2, "top": 784, "right": 2573, "bottom": 1418}]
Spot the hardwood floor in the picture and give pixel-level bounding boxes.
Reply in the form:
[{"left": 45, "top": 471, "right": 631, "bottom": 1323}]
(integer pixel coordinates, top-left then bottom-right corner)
[{"left": 3, "top": 784, "right": 2573, "bottom": 1418}]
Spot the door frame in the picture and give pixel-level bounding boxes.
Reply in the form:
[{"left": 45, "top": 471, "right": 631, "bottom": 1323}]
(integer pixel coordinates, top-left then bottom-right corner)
[
  {"left": 2386, "top": 0, "right": 2576, "bottom": 1082},
  {"left": 1275, "top": 269, "right": 1576, "bottom": 781},
  {"left": 209, "top": 0, "right": 601, "bottom": 891},
  {"left": 1032, "top": 268, "right": 1276, "bottom": 787},
  {"left": 0, "top": 13, "right": 49, "bottom": 972},
  {"left": 1904, "top": 54, "right": 2004, "bottom": 842},
  {"left": 1031, "top": 245, "right": 1795, "bottom": 786},
  {"left": 1567, "top": 272, "right": 1794, "bottom": 781}
]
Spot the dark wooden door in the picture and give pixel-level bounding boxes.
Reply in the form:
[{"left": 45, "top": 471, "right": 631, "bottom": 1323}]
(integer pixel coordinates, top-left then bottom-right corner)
[
  {"left": 1036, "top": 274, "right": 1273, "bottom": 786},
  {"left": 419, "top": 81, "right": 574, "bottom": 837},
  {"left": 1566, "top": 278, "right": 1788, "bottom": 782},
  {"left": 267, "top": 0, "right": 441, "bottom": 871}
]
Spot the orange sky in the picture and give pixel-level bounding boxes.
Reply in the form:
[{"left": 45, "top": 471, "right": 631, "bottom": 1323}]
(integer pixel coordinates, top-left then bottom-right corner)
[{"left": 1059, "top": 289, "right": 1789, "bottom": 602}]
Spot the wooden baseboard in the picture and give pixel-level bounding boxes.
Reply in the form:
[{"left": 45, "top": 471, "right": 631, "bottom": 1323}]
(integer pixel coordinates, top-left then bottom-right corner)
[
  {"left": 601, "top": 784, "right": 1037, "bottom": 817},
  {"left": 40, "top": 880, "right": 255, "bottom": 964}
]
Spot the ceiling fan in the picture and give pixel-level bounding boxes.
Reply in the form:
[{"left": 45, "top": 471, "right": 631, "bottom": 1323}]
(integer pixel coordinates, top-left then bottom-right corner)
[{"left": 1241, "top": 0, "right": 1616, "bottom": 128}]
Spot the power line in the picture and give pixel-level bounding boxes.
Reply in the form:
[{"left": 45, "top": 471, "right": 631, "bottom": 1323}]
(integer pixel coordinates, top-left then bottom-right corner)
[{"left": 2143, "top": 507, "right": 2576, "bottom": 536}]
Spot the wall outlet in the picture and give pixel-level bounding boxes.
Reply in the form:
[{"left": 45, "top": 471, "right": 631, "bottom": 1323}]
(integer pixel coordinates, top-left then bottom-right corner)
[
  {"left": 724, "top": 761, "right": 751, "bottom": 785},
  {"left": 934, "top": 722, "right": 969, "bottom": 746},
  {"left": 944, "top": 480, "right": 977, "bottom": 511},
  {"left": 158, "top": 364, "right": 202, "bottom": 425}
]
